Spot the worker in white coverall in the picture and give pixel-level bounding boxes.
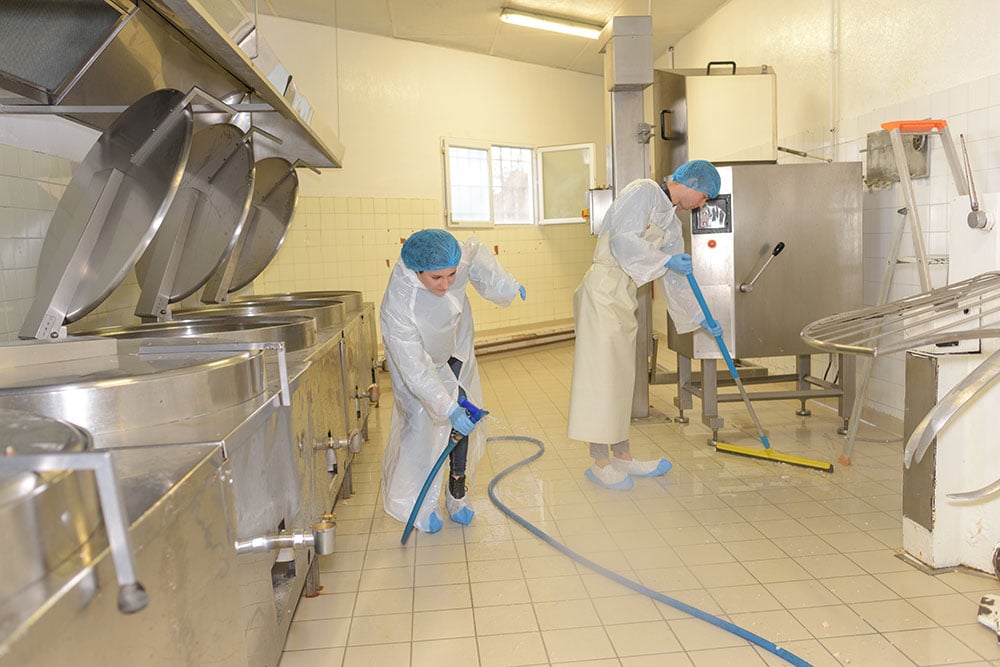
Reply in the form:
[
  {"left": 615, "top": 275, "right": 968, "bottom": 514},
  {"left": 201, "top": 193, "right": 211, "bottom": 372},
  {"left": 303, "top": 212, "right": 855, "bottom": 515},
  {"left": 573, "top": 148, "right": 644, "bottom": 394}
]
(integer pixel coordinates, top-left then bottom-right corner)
[
  {"left": 381, "top": 229, "right": 525, "bottom": 533},
  {"left": 568, "top": 160, "right": 723, "bottom": 490}
]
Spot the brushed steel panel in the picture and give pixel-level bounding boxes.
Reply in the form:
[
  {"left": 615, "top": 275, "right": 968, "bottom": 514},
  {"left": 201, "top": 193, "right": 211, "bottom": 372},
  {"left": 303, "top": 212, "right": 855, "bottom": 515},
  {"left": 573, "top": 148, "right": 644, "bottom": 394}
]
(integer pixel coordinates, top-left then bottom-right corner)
[
  {"left": 671, "top": 163, "right": 863, "bottom": 359},
  {"left": 903, "top": 352, "right": 937, "bottom": 530}
]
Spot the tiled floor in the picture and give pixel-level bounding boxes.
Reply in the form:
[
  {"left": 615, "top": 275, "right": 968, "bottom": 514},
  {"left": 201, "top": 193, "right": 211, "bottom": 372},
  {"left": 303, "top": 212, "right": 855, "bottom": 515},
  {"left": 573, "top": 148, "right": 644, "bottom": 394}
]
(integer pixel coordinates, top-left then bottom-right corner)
[{"left": 278, "top": 341, "right": 1000, "bottom": 666}]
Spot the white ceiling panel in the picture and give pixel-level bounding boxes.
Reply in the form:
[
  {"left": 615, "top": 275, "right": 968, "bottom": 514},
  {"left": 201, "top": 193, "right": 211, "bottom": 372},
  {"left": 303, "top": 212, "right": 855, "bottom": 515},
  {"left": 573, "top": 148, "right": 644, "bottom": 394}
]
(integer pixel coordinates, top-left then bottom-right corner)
[
  {"left": 256, "top": 0, "right": 728, "bottom": 76},
  {"left": 492, "top": 22, "right": 601, "bottom": 73}
]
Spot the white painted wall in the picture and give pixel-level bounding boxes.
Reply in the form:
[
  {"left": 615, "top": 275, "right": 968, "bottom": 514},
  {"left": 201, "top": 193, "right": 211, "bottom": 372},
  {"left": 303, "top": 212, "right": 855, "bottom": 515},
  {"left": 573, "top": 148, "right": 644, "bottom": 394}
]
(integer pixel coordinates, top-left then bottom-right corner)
[
  {"left": 665, "top": 0, "right": 1000, "bottom": 420},
  {"left": 667, "top": 0, "right": 1000, "bottom": 141},
  {"left": 249, "top": 20, "right": 606, "bottom": 339},
  {"left": 0, "top": 115, "right": 96, "bottom": 162},
  {"left": 258, "top": 17, "right": 607, "bottom": 198}
]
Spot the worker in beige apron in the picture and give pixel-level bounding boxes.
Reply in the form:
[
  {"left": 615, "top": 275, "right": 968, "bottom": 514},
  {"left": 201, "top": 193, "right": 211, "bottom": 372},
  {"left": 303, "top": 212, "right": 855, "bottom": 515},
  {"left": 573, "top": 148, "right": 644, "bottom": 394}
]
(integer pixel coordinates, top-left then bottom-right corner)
[{"left": 568, "top": 160, "right": 722, "bottom": 489}]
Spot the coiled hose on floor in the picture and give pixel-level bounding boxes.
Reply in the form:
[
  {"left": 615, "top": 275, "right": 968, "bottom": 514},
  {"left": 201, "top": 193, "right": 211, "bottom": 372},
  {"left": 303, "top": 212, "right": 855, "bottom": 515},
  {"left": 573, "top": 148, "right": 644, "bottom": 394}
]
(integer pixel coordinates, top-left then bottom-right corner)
[{"left": 486, "top": 434, "right": 814, "bottom": 667}]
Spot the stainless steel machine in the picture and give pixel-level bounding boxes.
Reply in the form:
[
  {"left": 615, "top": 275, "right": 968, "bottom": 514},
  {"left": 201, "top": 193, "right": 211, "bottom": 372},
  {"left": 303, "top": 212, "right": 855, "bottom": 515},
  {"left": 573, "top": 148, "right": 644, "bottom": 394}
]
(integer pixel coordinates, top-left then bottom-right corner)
[
  {"left": 653, "top": 63, "right": 778, "bottom": 170},
  {"left": 666, "top": 163, "right": 863, "bottom": 439}
]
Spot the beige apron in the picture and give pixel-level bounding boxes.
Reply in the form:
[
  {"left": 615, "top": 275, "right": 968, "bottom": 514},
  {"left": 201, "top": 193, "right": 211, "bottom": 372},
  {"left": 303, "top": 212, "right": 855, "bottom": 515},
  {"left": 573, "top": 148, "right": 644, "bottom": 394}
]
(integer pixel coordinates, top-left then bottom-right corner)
[{"left": 568, "top": 223, "right": 667, "bottom": 444}]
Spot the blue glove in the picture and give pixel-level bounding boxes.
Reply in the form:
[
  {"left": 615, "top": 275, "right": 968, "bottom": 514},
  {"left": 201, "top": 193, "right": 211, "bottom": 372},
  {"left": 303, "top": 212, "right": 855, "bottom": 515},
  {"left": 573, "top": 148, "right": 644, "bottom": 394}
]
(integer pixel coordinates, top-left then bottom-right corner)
[
  {"left": 449, "top": 406, "right": 476, "bottom": 435},
  {"left": 518, "top": 285, "right": 527, "bottom": 301},
  {"left": 666, "top": 253, "right": 693, "bottom": 275},
  {"left": 700, "top": 319, "right": 723, "bottom": 337}
]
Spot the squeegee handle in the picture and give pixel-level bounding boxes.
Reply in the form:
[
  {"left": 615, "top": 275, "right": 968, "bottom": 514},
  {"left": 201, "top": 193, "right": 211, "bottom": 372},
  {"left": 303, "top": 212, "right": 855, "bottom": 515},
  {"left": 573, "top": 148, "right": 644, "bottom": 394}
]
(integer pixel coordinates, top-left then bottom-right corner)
[
  {"left": 686, "top": 273, "right": 739, "bottom": 381},
  {"left": 687, "top": 272, "right": 772, "bottom": 449}
]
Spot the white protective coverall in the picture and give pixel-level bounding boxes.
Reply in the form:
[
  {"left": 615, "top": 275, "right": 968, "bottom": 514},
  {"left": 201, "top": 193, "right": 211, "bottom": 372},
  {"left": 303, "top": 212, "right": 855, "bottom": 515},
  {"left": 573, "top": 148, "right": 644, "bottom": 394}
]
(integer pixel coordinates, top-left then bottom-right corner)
[
  {"left": 567, "top": 178, "right": 702, "bottom": 444},
  {"left": 381, "top": 238, "right": 520, "bottom": 530}
]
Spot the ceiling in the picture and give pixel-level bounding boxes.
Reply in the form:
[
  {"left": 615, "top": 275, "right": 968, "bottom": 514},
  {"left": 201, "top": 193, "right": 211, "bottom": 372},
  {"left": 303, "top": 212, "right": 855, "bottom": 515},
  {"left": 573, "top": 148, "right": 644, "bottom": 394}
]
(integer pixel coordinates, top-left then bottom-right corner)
[{"left": 255, "top": 0, "right": 729, "bottom": 76}]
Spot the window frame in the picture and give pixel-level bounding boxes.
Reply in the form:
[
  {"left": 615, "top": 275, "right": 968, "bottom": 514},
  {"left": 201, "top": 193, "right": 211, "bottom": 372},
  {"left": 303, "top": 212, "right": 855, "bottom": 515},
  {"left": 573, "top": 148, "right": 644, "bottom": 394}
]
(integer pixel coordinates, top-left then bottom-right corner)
[
  {"left": 536, "top": 142, "right": 596, "bottom": 225},
  {"left": 490, "top": 144, "right": 536, "bottom": 227},
  {"left": 442, "top": 138, "right": 494, "bottom": 229},
  {"left": 442, "top": 138, "right": 596, "bottom": 228}
]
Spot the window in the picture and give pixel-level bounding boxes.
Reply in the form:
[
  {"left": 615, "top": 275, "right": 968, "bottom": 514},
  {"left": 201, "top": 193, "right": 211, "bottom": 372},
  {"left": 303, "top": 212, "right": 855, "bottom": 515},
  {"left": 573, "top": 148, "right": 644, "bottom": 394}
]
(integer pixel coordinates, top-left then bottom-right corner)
[
  {"left": 443, "top": 139, "right": 595, "bottom": 227},
  {"left": 491, "top": 145, "right": 533, "bottom": 224},
  {"left": 537, "top": 143, "right": 596, "bottom": 224},
  {"left": 445, "top": 143, "right": 491, "bottom": 224}
]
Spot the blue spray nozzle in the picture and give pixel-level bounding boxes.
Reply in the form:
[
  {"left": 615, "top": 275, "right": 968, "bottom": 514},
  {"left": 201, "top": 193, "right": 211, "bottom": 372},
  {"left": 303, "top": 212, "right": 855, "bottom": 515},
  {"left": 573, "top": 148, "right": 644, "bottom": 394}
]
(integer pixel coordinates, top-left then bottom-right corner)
[{"left": 458, "top": 396, "right": 489, "bottom": 424}]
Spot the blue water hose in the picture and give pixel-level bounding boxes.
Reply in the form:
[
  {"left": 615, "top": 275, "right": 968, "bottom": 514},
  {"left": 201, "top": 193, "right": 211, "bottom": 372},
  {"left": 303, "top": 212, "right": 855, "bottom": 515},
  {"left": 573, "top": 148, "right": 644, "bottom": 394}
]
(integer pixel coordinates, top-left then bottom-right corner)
[
  {"left": 486, "top": 434, "right": 814, "bottom": 667},
  {"left": 400, "top": 396, "right": 488, "bottom": 544}
]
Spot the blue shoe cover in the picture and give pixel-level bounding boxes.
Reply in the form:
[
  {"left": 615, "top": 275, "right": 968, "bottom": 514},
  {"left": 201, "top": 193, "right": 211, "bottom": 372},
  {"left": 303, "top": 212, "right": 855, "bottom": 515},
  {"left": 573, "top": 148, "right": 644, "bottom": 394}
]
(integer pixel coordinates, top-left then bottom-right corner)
[
  {"left": 584, "top": 466, "right": 634, "bottom": 490},
  {"left": 610, "top": 457, "right": 673, "bottom": 477},
  {"left": 450, "top": 506, "right": 475, "bottom": 525},
  {"left": 446, "top": 491, "right": 474, "bottom": 525},
  {"left": 634, "top": 458, "right": 672, "bottom": 477},
  {"left": 425, "top": 511, "right": 443, "bottom": 533}
]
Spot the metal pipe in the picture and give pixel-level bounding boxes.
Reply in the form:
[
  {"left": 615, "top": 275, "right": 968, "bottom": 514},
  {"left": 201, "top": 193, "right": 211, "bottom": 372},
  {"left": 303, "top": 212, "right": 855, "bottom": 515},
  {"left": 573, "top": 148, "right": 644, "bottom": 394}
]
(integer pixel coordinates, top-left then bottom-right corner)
[
  {"left": 474, "top": 326, "right": 575, "bottom": 355},
  {"left": 776, "top": 146, "right": 832, "bottom": 163},
  {"left": 234, "top": 516, "right": 337, "bottom": 556},
  {"left": 234, "top": 531, "right": 314, "bottom": 555}
]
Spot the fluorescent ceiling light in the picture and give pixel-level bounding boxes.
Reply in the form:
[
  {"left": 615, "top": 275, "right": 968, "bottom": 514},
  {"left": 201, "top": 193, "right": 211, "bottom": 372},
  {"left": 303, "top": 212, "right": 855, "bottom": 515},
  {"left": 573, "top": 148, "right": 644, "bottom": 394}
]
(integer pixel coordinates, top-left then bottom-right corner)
[{"left": 500, "top": 9, "right": 602, "bottom": 40}]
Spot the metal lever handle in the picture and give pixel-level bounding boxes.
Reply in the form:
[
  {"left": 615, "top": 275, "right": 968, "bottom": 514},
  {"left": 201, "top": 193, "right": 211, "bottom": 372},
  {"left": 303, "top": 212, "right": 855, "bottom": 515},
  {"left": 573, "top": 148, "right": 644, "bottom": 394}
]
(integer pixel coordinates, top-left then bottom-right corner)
[
  {"left": 0, "top": 451, "right": 148, "bottom": 614},
  {"left": 960, "top": 133, "right": 981, "bottom": 212},
  {"left": 960, "top": 133, "right": 992, "bottom": 230},
  {"left": 739, "top": 242, "right": 785, "bottom": 293}
]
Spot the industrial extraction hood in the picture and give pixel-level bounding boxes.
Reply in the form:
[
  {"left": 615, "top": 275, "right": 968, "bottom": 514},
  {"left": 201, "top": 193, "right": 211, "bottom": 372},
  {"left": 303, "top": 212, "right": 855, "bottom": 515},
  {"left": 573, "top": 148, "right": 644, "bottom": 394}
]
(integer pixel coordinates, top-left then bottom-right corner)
[{"left": 0, "top": 0, "right": 343, "bottom": 169}]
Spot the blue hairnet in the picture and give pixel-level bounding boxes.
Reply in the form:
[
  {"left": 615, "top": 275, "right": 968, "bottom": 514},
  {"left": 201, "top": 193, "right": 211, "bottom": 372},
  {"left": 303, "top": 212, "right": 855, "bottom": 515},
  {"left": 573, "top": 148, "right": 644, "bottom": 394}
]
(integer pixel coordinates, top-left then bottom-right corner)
[
  {"left": 672, "top": 160, "right": 721, "bottom": 199},
  {"left": 401, "top": 229, "right": 462, "bottom": 271}
]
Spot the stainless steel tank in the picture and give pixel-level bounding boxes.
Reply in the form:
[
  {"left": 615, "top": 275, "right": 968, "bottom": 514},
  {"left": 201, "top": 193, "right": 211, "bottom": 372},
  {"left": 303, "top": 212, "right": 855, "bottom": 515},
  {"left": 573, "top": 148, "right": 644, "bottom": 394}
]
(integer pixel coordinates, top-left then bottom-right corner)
[
  {"left": 225, "top": 291, "right": 378, "bottom": 500},
  {"left": 0, "top": 336, "right": 310, "bottom": 666},
  {"left": 230, "top": 291, "right": 378, "bottom": 439},
  {"left": 233, "top": 289, "right": 363, "bottom": 312},
  {"left": 73, "top": 315, "right": 318, "bottom": 352},
  {"left": 1, "top": 437, "right": 244, "bottom": 666},
  {"left": 0, "top": 344, "right": 267, "bottom": 438},
  {"left": 173, "top": 298, "right": 345, "bottom": 330},
  {"left": 4, "top": 85, "right": 330, "bottom": 665},
  {"left": 0, "top": 410, "right": 99, "bottom": 606}
]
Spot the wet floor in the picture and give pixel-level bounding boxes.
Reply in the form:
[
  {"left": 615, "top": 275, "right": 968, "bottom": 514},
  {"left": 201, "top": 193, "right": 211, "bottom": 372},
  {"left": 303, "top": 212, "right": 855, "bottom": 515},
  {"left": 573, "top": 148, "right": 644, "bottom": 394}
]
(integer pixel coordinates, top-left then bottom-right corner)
[{"left": 279, "top": 341, "right": 1000, "bottom": 666}]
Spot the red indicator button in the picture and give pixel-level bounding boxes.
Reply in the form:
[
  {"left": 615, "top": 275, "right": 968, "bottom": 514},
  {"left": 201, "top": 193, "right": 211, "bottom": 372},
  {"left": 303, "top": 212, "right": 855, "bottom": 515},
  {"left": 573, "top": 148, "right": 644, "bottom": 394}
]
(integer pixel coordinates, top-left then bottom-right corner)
[{"left": 707, "top": 239, "right": 717, "bottom": 248}]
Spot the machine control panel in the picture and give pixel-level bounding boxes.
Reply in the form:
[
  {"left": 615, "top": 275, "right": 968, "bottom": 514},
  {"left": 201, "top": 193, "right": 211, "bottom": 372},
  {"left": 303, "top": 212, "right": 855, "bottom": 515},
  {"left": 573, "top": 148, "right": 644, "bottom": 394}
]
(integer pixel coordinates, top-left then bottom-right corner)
[{"left": 692, "top": 194, "right": 732, "bottom": 234}]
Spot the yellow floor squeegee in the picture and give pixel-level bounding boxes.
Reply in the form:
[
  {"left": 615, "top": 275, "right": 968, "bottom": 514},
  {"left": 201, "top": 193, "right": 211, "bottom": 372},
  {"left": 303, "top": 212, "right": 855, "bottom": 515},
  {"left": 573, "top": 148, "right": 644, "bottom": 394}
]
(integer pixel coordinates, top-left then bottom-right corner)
[{"left": 686, "top": 273, "right": 834, "bottom": 473}]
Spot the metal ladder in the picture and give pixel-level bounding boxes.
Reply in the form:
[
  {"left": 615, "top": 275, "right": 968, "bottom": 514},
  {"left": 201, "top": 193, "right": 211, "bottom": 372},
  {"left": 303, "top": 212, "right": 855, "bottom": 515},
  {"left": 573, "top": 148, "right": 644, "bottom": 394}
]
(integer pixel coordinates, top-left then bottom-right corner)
[{"left": 840, "top": 119, "right": 969, "bottom": 465}]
